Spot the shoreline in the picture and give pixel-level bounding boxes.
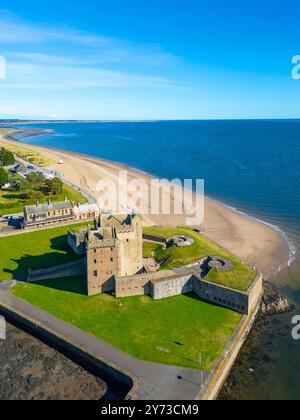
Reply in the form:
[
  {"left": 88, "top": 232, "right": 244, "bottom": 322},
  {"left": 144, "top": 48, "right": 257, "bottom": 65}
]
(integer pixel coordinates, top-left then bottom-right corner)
[
  {"left": 210, "top": 198, "right": 296, "bottom": 272},
  {"left": 0, "top": 129, "right": 290, "bottom": 278}
]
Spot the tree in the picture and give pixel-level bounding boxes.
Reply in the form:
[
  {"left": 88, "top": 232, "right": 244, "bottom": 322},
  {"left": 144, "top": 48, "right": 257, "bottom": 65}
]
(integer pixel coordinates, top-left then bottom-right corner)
[
  {"left": 0, "top": 148, "right": 15, "bottom": 166},
  {"left": 45, "top": 177, "right": 63, "bottom": 195},
  {"left": 14, "top": 178, "right": 31, "bottom": 192},
  {"left": 0, "top": 167, "right": 9, "bottom": 187},
  {"left": 27, "top": 172, "right": 45, "bottom": 190},
  {"left": 30, "top": 190, "right": 44, "bottom": 201}
]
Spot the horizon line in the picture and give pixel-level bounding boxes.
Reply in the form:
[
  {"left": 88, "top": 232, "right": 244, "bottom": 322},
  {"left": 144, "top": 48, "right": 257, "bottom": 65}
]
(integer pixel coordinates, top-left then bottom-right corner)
[{"left": 1, "top": 117, "right": 300, "bottom": 124}]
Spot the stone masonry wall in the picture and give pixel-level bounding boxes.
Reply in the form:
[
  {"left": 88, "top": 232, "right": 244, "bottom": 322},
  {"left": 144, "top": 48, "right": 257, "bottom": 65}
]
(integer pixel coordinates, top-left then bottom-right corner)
[
  {"left": 115, "top": 274, "right": 153, "bottom": 298},
  {"left": 86, "top": 245, "right": 119, "bottom": 296},
  {"left": 152, "top": 275, "right": 194, "bottom": 300},
  {"left": 193, "top": 278, "right": 248, "bottom": 314},
  {"left": 247, "top": 274, "right": 264, "bottom": 315},
  {"left": 28, "top": 259, "right": 87, "bottom": 283},
  {"left": 116, "top": 270, "right": 263, "bottom": 316}
]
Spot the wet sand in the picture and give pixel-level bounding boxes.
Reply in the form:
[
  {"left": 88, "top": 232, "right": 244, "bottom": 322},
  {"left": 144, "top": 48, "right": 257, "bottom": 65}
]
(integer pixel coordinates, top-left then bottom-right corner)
[
  {"left": 0, "top": 323, "right": 107, "bottom": 401},
  {"left": 0, "top": 134, "right": 290, "bottom": 277}
]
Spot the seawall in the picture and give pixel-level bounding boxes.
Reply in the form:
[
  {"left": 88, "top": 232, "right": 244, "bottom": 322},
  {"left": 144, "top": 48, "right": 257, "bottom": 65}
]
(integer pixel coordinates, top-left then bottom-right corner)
[{"left": 199, "top": 306, "right": 260, "bottom": 400}]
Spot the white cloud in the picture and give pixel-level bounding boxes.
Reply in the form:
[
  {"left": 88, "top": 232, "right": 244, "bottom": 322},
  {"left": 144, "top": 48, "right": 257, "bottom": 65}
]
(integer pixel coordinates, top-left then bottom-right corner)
[
  {"left": 0, "top": 11, "right": 109, "bottom": 45},
  {"left": 2, "top": 61, "right": 180, "bottom": 90},
  {"left": 0, "top": 11, "right": 179, "bottom": 67},
  {"left": 0, "top": 11, "right": 182, "bottom": 91}
]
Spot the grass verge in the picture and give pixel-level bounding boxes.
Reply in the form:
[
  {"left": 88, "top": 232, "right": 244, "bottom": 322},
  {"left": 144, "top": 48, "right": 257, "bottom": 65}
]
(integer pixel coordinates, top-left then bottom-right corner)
[{"left": 12, "top": 278, "right": 241, "bottom": 370}]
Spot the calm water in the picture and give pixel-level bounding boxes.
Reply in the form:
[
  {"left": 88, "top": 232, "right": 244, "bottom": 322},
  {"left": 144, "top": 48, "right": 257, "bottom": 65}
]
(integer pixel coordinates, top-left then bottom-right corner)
[{"left": 12, "top": 120, "right": 300, "bottom": 400}]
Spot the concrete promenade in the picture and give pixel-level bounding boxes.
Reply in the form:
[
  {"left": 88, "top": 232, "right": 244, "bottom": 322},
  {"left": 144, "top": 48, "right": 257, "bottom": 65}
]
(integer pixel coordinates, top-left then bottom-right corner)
[{"left": 0, "top": 281, "right": 208, "bottom": 400}]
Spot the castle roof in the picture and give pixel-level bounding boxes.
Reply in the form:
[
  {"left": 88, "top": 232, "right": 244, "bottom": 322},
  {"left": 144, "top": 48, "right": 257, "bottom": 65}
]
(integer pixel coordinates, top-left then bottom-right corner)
[{"left": 101, "top": 213, "right": 141, "bottom": 228}]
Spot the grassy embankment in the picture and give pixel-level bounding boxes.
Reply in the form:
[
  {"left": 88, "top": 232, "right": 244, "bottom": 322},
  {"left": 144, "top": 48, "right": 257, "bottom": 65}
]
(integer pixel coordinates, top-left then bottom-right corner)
[
  {"left": 0, "top": 133, "right": 54, "bottom": 167},
  {"left": 143, "top": 227, "right": 255, "bottom": 292},
  {"left": 0, "top": 223, "right": 241, "bottom": 370}
]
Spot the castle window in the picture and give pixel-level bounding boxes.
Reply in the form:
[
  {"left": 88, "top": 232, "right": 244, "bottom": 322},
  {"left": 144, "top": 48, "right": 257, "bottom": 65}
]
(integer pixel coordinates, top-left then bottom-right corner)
[
  {"left": 111, "top": 257, "right": 114, "bottom": 262},
  {"left": 94, "top": 260, "right": 97, "bottom": 264},
  {"left": 94, "top": 271, "right": 97, "bottom": 277}
]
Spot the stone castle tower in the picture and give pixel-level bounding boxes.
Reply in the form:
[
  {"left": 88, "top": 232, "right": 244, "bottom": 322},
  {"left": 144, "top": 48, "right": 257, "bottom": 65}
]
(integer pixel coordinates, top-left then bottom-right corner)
[{"left": 68, "top": 214, "right": 144, "bottom": 296}]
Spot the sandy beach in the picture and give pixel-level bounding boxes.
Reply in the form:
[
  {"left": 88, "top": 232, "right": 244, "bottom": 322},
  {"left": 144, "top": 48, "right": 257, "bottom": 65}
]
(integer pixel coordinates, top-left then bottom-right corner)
[{"left": 0, "top": 134, "right": 289, "bottom": 278}]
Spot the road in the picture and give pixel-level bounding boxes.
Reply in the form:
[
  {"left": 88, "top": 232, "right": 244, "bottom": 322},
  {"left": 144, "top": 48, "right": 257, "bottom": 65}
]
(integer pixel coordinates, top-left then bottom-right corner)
[{"left": 0, "top": 281, "right": 208, "bottom": 400}]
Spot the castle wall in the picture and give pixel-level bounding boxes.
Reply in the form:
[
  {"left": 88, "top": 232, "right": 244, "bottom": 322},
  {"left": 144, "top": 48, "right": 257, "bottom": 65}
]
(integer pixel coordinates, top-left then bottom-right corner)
[
  {"left": 87, "top": 245, "right": 118, "bottom": 296},
  {"left": 68, "top": 232, "right": 86, "bottom": 255},
  {"left": 118, "top": 223, "right": 143, "bottom": 277},
  {"left": 152, "top": 275, "right": 194, "bottom": 300},
  {"left": 116, "top": 270, "right": 263, "bottom": 316},
  {"left": 194, "top": 278, "right": 249, "bottom": 314},
  {"left": 142, "top": 234, "right": 167, "bottom": 244},
  {"left": 247, "top": 274, "right": 264, "bottom": 315},
  {"left": 27, "top": 259, "right": 87, "bottom": 283},
  {"left": 115, "top": 274, "right": 153, "bottom": 298}
]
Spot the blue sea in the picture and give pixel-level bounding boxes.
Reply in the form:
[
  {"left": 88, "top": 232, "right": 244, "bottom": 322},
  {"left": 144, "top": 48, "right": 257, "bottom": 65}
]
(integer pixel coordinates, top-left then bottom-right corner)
[{"left": 12, "top": 120, "right": 300, "bottom": 400}]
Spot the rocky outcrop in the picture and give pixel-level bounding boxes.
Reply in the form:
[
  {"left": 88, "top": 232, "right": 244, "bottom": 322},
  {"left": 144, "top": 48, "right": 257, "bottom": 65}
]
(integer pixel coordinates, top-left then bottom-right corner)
[{"left": 260, "top": 281, "right": 295, "bottom": 316}]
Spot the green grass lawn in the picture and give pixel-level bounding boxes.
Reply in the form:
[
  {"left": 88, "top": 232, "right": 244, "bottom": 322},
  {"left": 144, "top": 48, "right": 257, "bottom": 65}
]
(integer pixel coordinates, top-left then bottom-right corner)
[
  {"left": 0, "top": 183, "right": 87, "bottom": 216},
  {"left": 0, "top": 222, "right": 88, "bottom": 281},
  {"left": 143, "top": 241, "right": 163, "bottom": 258},
  {"left": 143, "top": 227, "right": 255, "bottom": 292},
  {"left": 12, "top": 278, "right": 241, "bottom": 370}
]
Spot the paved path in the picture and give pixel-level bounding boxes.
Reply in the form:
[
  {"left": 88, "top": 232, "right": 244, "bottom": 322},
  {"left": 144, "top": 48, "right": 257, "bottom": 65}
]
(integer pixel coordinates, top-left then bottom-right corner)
[{"left": 0, "top": 282, "right": 208, "bottom": 400}]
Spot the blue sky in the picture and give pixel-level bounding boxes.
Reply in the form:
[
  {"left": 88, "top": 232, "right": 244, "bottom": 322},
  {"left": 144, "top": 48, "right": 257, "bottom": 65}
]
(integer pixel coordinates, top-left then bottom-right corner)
[{"left": 0, "top": 0, "right": 299, "bottom": 120}]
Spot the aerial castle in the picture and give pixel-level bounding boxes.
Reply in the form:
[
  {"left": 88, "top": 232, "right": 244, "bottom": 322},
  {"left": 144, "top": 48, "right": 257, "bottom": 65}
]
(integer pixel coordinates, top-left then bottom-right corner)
[
  {"left": 68, "top": 214, "right": 144, "bottom": 296},
  {"left": 27, "top": 211, "right": 263, "bottom": 316}
]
